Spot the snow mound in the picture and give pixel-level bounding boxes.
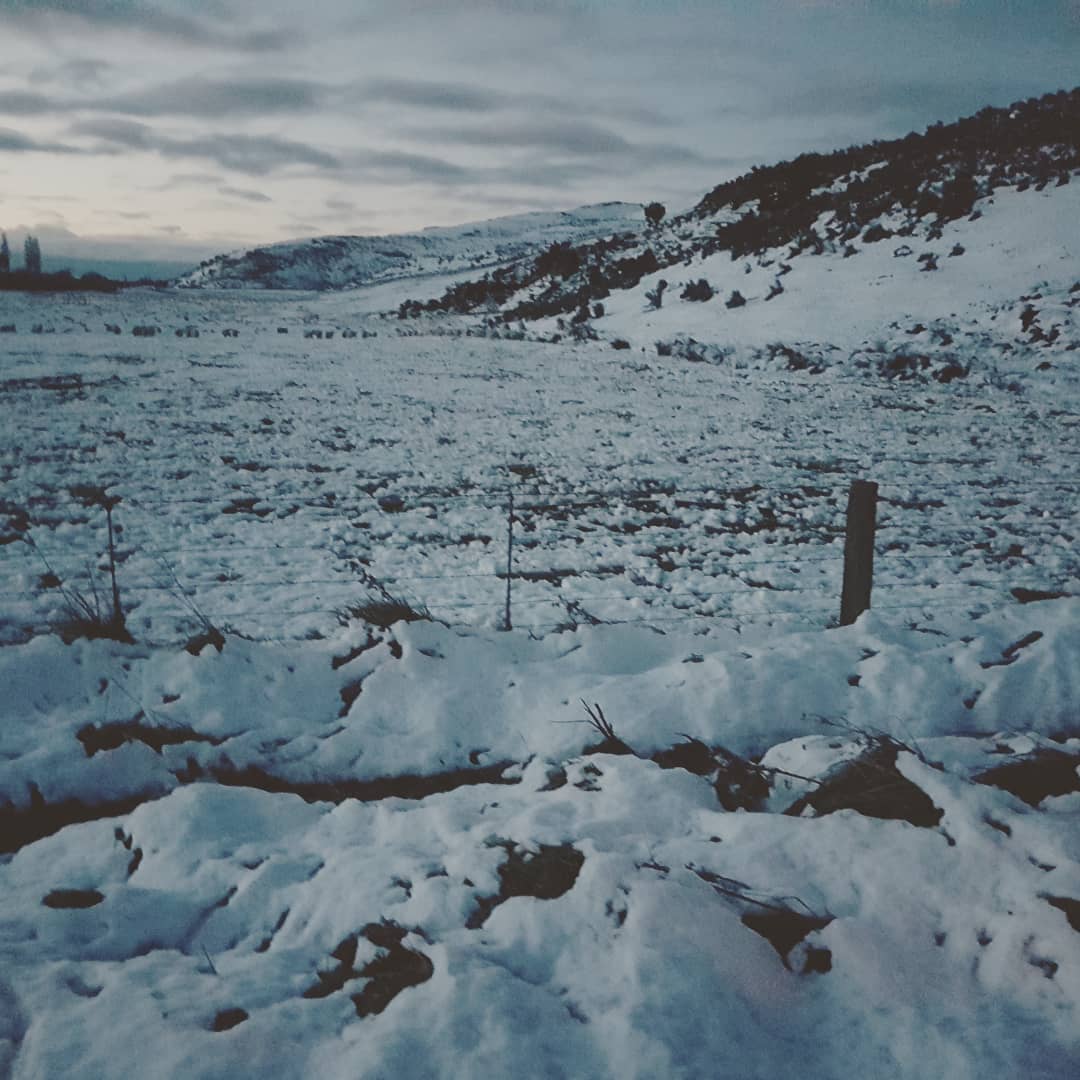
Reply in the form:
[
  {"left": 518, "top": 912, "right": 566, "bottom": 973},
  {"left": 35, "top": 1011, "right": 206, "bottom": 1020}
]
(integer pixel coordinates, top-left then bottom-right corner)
[{"left": 1, "top": 605, "right": 1079, "bottom": 1078}]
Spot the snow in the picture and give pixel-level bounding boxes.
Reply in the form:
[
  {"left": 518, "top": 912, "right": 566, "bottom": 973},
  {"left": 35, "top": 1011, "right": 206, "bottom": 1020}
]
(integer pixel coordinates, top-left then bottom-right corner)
[{"left": 0, "top": 169, "right": 1078, "bottom": 1078}]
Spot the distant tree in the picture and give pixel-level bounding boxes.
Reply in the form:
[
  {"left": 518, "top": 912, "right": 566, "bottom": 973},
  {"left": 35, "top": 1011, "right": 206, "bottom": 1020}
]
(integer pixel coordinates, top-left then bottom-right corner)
[
  {"left": 24, "top": 235, "right": 42, "bottom": 275},
  {"left": 644, "top": 202, "right": 666, "bottom": 228},
  {"left": 0, "top": 232, "right": 9, "bottom": 273}
]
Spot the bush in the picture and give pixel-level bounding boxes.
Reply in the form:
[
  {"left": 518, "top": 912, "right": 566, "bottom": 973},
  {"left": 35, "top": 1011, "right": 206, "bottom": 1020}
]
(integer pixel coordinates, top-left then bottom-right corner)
[
  {"left": 680, "top": 278, "right": 714, "bottom": 302},
  {"left": 30, "top": 488, "right": 133, "bottom": 644},
  {"left": 862, "top": 223, "right": 893, "bottom": 243},
  {"left": 337, "top": 595, "right": 432, "bottom": 630},
  {"left": 725, "top": 290, "right": 746, "bottom": 309}
]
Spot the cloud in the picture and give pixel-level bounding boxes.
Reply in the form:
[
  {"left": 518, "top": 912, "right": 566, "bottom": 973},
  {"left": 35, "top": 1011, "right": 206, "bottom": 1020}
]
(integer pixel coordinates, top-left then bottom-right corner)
[
  {"left": 95, "top": 76, "right": 329, "bottom": 117},
  {"left": 29, "top": 57, "right": 113, "bottom": 87},
  {"left": 70, "top": 117, "right": 342, "bottom": 175},
  {"left": 4, "top": 0, "right": 294, "bottom": 52},
  {"left": 421, "top": 118, "right": 637, "bottom": 156},
  {"left": 358, "top": 77, "right": 508, "bottom": 113},
  {"left": 218, "top": 185, "right": 272, "bottom": 203},
  {"left": 411, "top": 118, "right": 710, "bottom": 174},
  {"left": 0, "top": 125, "right": 84, "bottom": 154},
  {"left": 352, "top": 148, "right": 468, "bottom": 183},
  {"left": 767, "top": 75, "right": 1050, "bottom": 122},
  {"left": 0, "top": 90, "right": 58, "bottom": 116}
]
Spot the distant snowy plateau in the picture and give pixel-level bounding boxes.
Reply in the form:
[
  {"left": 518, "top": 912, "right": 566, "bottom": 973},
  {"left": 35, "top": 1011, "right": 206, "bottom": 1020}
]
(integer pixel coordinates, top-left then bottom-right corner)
[{"left": 1, "top": 113, "right": 1079, "bottom": 1077}]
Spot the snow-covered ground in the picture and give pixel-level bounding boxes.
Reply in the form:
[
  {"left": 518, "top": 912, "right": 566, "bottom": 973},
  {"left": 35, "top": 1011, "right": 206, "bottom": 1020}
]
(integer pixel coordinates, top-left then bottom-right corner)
[{"left": 1, "top": 175, "right": 1078, "bottom": 1076}]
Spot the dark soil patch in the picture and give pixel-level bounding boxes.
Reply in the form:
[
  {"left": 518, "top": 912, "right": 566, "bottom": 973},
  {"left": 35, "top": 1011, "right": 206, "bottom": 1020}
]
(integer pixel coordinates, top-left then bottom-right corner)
[
  {"left": 689, "top": 864, "right": 832, "bottom": 970},
  {"left": 1012, "top": 587, "right": 1071, "bottom": 604},
  {"left": 741, "top": 909, "right": 833, "bottom": 970},
  {"left": 211, "top": 1008, "right": 249, "bottom": 1032},
  {"left": 42, "top": 888, "right": 105, "bottom": 909},
  {"left": 304, "top": 923, "right": 434, "bottom": 1018},
  {"left": 205, "top": 759, "right": 520, "bottom": 805},
  {"left": 979, "top": 630, "right": 1043, "bottom": 668},
  {"left": 2, "top": 788, "right": 160, "bottom": 855},
  {"left": 467, "top": 842, "right": 585, "bottom": 929},
  {"left": 974, "top": 749, "right": 1080, "bottom": 807},
  {"left": 185, "top": 627, "right": 226, "bottom": 655},
  {"left": 784, "top": 740, "right": 943, "bottom": 827},
  {"left": 352, "top": 923, "right": 435, "bottom": 1018},
  {"left": 652, "top": 737, "right": 716, "bottom": 776},
  {"left": 1045, "top": 896, "right": 1080, "bottom": 932},
  {"left": 77, "top": 714, "right": 225, "bottom": 757}
]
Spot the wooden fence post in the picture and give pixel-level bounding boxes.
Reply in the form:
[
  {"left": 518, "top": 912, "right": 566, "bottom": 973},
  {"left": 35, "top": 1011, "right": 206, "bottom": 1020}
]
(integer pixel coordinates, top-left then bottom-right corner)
[
  {"left": 503, "top": 491, "right": 514, "bottom": 631},
  {"left": 840, "top": 479, "right": 878, "bottom": 626}
]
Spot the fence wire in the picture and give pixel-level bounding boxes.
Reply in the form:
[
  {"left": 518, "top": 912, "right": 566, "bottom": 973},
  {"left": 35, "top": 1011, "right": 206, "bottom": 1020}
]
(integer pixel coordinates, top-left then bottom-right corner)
[{"left": 2, "top": 472, "right": 1076, "bottom": 643}]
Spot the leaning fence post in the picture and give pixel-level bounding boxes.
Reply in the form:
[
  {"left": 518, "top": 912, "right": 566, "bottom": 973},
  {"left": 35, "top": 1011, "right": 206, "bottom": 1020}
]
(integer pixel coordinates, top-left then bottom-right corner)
[
  {"left": 840, "top": 479, "right": 878, "bottom": 626},
  {"left": 105, "top": 500, "right": 123, "bottom": 627},
  {"left": 503, "top": 491, "right": 514, "bottom": 631}
]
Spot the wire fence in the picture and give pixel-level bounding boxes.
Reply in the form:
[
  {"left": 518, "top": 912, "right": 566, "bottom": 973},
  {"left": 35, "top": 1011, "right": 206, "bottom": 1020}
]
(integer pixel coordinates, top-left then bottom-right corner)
[{"left": 2, "top": 469, "right": 1076, "bottom": 644}]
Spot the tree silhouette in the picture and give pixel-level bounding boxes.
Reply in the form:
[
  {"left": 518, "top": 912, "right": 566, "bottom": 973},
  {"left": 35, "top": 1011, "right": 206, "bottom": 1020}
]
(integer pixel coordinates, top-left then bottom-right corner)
[
  {"left": 0, "top": 232, "right": 9, "bottom": 273},
  {"left": 644, "top": 202, "right": 666, "bottom": 227},
  {"left": 24, "top": 235, "right": 42, "bottom": 275}
]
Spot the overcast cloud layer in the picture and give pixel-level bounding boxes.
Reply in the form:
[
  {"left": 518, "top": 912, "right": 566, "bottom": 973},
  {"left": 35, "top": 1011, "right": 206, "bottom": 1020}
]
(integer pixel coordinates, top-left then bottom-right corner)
[{"left": 0, "top": 0, "right": 1077, "bottom": 265}]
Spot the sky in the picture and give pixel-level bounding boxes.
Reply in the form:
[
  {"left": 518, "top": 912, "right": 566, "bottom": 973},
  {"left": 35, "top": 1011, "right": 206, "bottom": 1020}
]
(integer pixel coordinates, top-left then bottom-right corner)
[{"left": 0, "top": 0, "right": 1077, "bottom": 270}]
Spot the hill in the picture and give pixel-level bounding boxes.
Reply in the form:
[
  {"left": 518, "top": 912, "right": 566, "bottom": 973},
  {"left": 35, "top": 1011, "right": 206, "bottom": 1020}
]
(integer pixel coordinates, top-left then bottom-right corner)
[
  {"left": 392, "top": 86, "right": 1078, "bottom": 383},
  {"left": 412, "top": 88, "right": 1079, "bottom": 319},
  {"left": 175, "top": 202, "right": 644, "bottom": 291}
]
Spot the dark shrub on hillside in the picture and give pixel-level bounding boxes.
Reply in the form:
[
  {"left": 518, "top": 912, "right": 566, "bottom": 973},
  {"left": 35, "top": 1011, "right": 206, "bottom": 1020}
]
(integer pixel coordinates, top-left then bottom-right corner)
[
  {"left": 862, "top": 223, "right": 893, "bottom": 242},
  {"left": 535, "top": 241, "right": 581, "bottom": 279},
  {"left": 726, "top": 290, "right": 747, "bottom": 309},
  {"left": 937, "top": 171, "right": 980, "bottom": 220},
  {"left": 680, "top": 278, "right": 714, "bottom": 302}
]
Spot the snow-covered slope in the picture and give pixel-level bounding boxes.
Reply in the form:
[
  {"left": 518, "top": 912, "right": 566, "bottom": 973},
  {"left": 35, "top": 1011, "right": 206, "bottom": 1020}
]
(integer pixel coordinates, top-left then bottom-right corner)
[
  {"left": 176, "top": 202, "right": 642, "bottom": 291},
  {"left": 592, "top": 175, "right": 1080, "bottom": 376}
]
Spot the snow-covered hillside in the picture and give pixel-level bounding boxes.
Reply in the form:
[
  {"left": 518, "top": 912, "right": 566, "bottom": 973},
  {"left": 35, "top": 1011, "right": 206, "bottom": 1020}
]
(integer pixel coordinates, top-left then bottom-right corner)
[
  {"left": 400, "top": 88, "right": 1080, "bottom": 373},
  {"left": 176, "top": 202, "right": 642, "bottom": 291}
]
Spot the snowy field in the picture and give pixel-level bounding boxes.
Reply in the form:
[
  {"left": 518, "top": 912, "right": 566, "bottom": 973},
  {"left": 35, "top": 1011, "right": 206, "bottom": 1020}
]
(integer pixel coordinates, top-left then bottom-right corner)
[
  {"left": 1, "top": 269, "right": 1077, "bottom": 644},
  {"left": 1, "top": 201, "right": 1079, "bottom": 1076}
]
